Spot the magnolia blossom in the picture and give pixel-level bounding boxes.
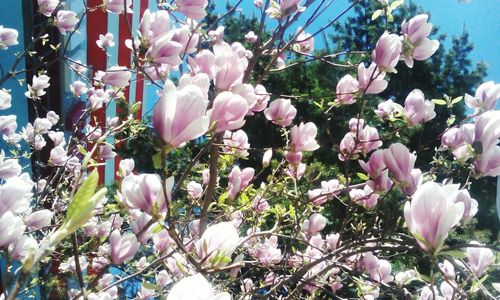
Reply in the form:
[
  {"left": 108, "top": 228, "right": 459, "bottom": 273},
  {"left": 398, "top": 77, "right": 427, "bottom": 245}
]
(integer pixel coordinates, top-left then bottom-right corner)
[
  {"left": 403, "top": 89, "right": 436, "bottom": 125},
  {"left": 49, "top": 145, "right": 68, "bottom": 166},
  {"left": 167, "top": 273, "right": 231, "bottom": 300},
  {"left": 104, "top": 0, "right": 132, "bottom": 14},
  {"left": 245, "top": 31, "right": 258, "bottom": 43},
  {"left": 223, "top": 130, "right": 250, "bottom": 158},
  {"left": 357, "top": 62, "right": 387, "bottom": 94},
  {"left": 254, "top": 236, "right": 282, "bottom": 266},
  {"left": 400, "top": 14, "right": 440, "bottom": 68},
  {"left": 109, "top": 230, "right": 140, "bottom": 264},
  {"left": 0, "top": 89, "right": 11, "bottom": 110},
  {"left": 153, "top": 80, "right": 209, "bottom": 148},
  {"left": 54, "top": 10, "right": 79, "bottom": 34},
  {"left": 262, "top": 149, "right": 273, "bottom": 168},
  {"left": 289, "top": 122, "right": 320, "bottom": 152},
  {"left": 187, "top": 181, "right": 203, "bottom": 199},
  {"left": 383, "top": 143, "right": 416, "bottom": 186},
  {"left": 264, "top": 98, "right": 297, "bottom": 127},
  {"left": 0, "top": 150, "right": 21, "bottom": 179},
  {"left": 25, "top": 209, "right": 53, "bottom": 231},
  {"left": 464, "top": 81, "right": 500, "bottom": 112},
  {"left": 374, "top": 99, "right": 404, "bottom": 119},
  {"left": 302, "top": 213, "right": 327, "bottom": 235},
  {"left": 213, "top": 43, "right": 246, "bottom": 90},
  {"left": 121, "top": 173, "right": 167, "bottom": 215},
  {"left": 404, "top": 182, "right": 464, "bottom": 252},
  {"left": 208, "top": 92, "right": 248, "bottom": 133},
  {"left": 293, "top": 27, "right": 314, "bottom": 53},
  {"left": 227, "top": 166, "right": 254, "bottom": 200},
  {"left": 466, "top": 242, "right": 495, "bottom": 277},
  {"left": 25, "top": 75, "right": 50, "bottom": 100},
  {"left": 372, "top": 32, "right": 402, "bottom": 73},
  {"left": 0, "top": 211, "right": 25, "bottom": 248},
  {"left": 195, "top": 222, "right": 239, "bottom": 267},
  {"left": 38, "top": 0, "right": 59, "bottom": 17},
  {"left": 0, "top": 26, "right": 18, "bottom": 50},
  {"left": 101, "top": 67, "right": 131, "bottom": 88},
  {"left": 175, "top": 0, "right": 209, "bottom": 19},
  {"left": 336, "top": 74, "right": 359, "bottom": 105},
  {"left": 97, "top": 33, "right": 115, "bottom": 49},
  {"left": 146, "top": 35, "right": 183, "bottom": 67},
  {"left": 266, "top": 0, "right": 304, "bottom": 19}
]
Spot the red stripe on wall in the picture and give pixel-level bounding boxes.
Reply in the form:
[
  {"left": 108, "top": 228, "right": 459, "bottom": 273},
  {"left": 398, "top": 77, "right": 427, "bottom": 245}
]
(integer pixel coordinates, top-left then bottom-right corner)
[
  {"left": 87, "top": 0, "right": 108, "bottom": 183},
  {"left": 114, "top": 12, "right": 133, "bottom": 180},
  {"left": 134, "top": 0, "right": 148, "bottom": 119}
]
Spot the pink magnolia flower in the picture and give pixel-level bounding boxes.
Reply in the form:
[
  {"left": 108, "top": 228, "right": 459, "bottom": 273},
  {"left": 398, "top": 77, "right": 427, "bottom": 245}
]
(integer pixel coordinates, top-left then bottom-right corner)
[
  {"left": 207, "top": 92, "right": 248, "bottom": 133},
  {"left": 383, "top": 143, "right": 416, "bottom": 185},
  {"left": 336, "top": 74, "right": 359, "bottom": 105},
  {"left": 403, "top": 89, "right": 436, "bottom": 125},
  {"left": 464, "top": 81, "right": 500, "bottom": 112},
  {"left": 357, "top": 62, "right": 387, "bottom": 95},
  {"left": 404, "top": 182, "right": 464, "bottom": 252},
  {"left": 25, "top": 75, "right": 50, "bottom": 100},
  {"left": 213, "top": 43, "right": 246, "bottom": 91},
  {"left": 350, "top": 185, "right": 380, "bottom": 209},
  {"left": 121, "top": 173, "right": 167, "bottom": 215},
  {"left": 167, "top": 273, "right": 231, "bottom": 300},
  {"left": 370, "top": 260, "right": 393, "bottom": 283},
  {"left": 153, "top": 80, "right": 209, "bottom": 148},
  {"left": 293, "top": 27, "right": 314, "bottom": 53},
  {"left": 38, "top": 0, "right": 59, "bottom": 17},
  {"left": 187, "top": 181, "right": 203, "bottom": 199},
  {"left": 0, "top": 211, "right": 25, "bottom": 248},
  {"left": 208, "top": 26, "right": 225, "bottom": 44},
  {"left": 254, "top": 236, "right": 282, "bottom": 266},
  {"left": 454, "top": 189, "right": 478, "bottom": 222},
  {"left": 103, "top": 0, "right": 132, "bottom": 14},
  {"left": 175, "top": 0, "right": 208, "bottom": 19},
  {"left": 54, "top": 10, "right": 79, "bottom": 34},
  {"left": 172, "top": 24, "right": 199, "bottom": 55},
  {"left": 264, "top": 98, "right": 297, "bottom": 127},
  {"left": 25, "top": 209, "right": 53, "bottom": 231},
  {"left": 438, "top": 260, "right": 455, "bottom": 280},
  {"left": 473, "top": 146, "right": 500, "bottom": 177},
  {"left": 138, "top": 9, "right": 171, "bottom": 47},
  {"left": 400, "top": 14, "right": 440, "bottom": 68},
  {"left": 262, "top": 149, "right": 272, "bottom": 168},
  {"left": 188, "top": 50, "right": 215, "bottom": 79},
  {"left": 245, "top": 31, "right": 258, "bottom": 43},
  {"left": 101, "top": 66, "right": 131, "bottom": 88},
  {"left": 402, "top": 168, "right": 423, "bottom": 196},
  {"left": 289, "top": 122, "right": 320, "bottom": 152},
  {"left": 0, "top": 89, "right": 11, "bottom": 110},
  {"left": 0, "top": 150, "right": 21, "bottom": 179},
  {"left": 109, "top": 230, "right": 140, "bottom": 264},
  {"left": 118, "top": 158, "right": 134, "bottom": 178},
  {"left": 9, "top": 235, "right": 37, "bottom": 262},
  {"left": 231, "top": 84, "right": 258, "bottom": 113},
  {"left": 227, "top": 166, "right": 254, "bottom": 200},
  {"left": 223, "top": 130, "right": 250, "bottom": 158},
  {"left": 146, "top": 34, "right": 183, "bottom": 67},
  {"left": 252, "top": 84, "right": 270, "bottom": 112},
  {"left": 49, "top": 145, "right": 68, "bottom": 166},
  {"left": 0, "top": 26, "right": 19, "bottom": 50},
  {"left": 302, "top": 213, "right": 327, "bottom": 235},
  {"left": 374, "top": 99, "right": 404, "bottom": 119},
  {"left": 372, "top": 32, "right": 402, "bottom": 73},
  {"left": 326, "top": 233, "right": 340, "bottom": 251},
  {"left": 0, "top": 175, "right": 34, "bottom": 217},
  {"left": 99, "top": 143, "right": 116, "bottom": 160},
  {"left": 307, "top": 179, "right": 342, "bottom": 205},
  {"left": 266, "top": 0, "right": 304, "bottom": 19},
  {"left": 252, "top": 195, "right": 270, "bottom": 213},
  {"left": 472, "top": 110, "right": 500, "bottom": 151},
  {"left": 195, "top": 222, "right": 239, "bottom": 267},
  {"left": 466, "top": 242, "right": 495, "bottom": 277},
  {"left": 96, "top": 33, "right": 115, "bottom": 49},
  {"left": 441, "top": 127, "right": 464, "bottom": 149}
]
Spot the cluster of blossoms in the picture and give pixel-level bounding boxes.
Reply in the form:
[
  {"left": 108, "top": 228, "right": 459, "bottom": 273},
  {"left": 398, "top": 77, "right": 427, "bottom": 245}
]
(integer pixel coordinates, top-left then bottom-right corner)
[{"left": 0, "top": 0, "right": 497, "bottom": 299}]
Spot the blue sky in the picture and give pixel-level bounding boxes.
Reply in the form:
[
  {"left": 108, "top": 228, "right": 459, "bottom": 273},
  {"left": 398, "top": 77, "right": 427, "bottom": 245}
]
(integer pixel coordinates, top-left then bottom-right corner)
[{"left": 218, "top": 0, "right": 499, "bottom": 82}]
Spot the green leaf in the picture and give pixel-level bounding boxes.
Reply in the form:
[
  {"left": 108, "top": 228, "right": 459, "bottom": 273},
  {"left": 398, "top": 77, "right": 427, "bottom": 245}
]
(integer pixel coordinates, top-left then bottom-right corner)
[
  {"left": 470, "top": 275, "right": 488, "bottom": 293},
  {"left": 356, "top": 172, "right": 369, "bottom": 181},
  {"left": 451, "top": 96, "right": 463, "bottom": 105},
  {"left": 66, "top": 170, "right": 99, "bottom": 224},
  {"left": 440, "top": 249, "right": 467, "bottom": 259},
  {"left": 217, "top": 192, "right": 228, "bottom": 205},
  {"left": 371, "top": 9, "right": 383, "bottom": 21},
  {"left": 390, "top": 0, "right": 404, "bottom": 9},
  {"left": 142, "top": 281, "right": 162, "bottom": 292},
  {"left": 446, "top": 115, "right": 456, "bottom": 126},
  {"left": 432, "top": 99, "right": 447, "bottom": 106},
  {"left": 152, "top": 152, "right": 162, "bottom": 169}
]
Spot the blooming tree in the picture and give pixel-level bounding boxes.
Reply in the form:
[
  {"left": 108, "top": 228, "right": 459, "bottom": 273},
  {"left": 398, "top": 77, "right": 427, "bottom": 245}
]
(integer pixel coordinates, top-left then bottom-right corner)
[{"left": 0, "top": 0, "right": 498, "bottom": 299}]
